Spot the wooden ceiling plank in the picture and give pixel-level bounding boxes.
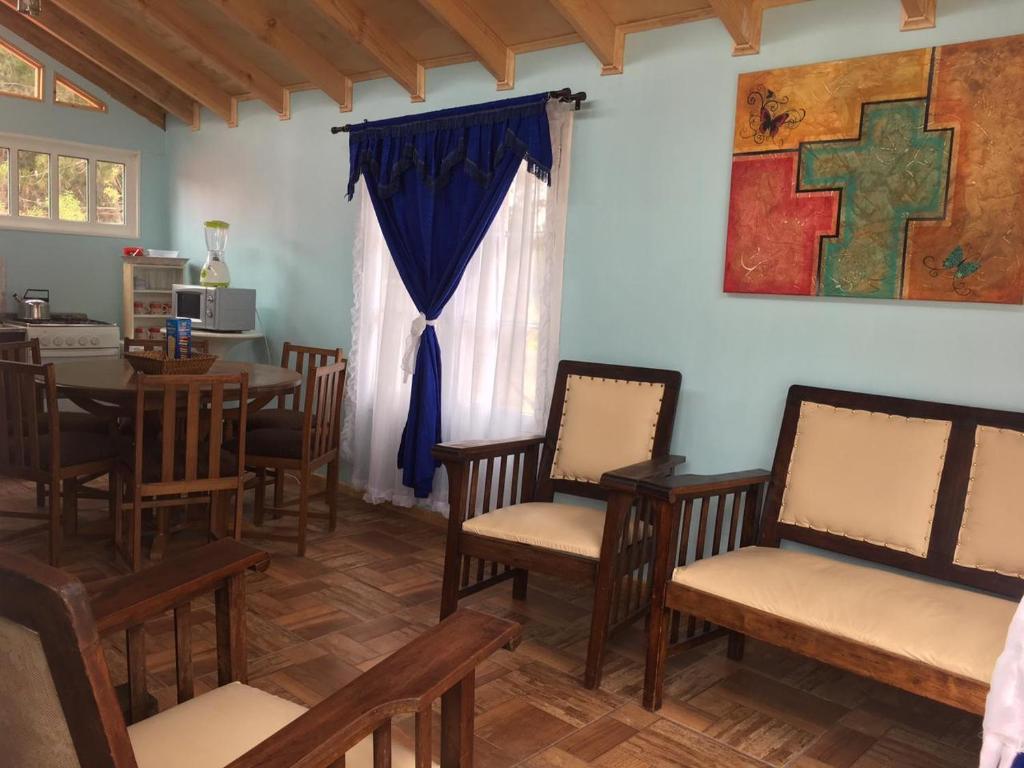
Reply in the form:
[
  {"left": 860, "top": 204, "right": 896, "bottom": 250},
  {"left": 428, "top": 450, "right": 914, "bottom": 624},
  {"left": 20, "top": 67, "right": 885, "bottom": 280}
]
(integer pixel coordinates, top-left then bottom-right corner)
[
  {"left": 0, "top": 0, "right": 194, "bottom": 123},
  {"left": 0, "top": 2, "right": 165, "bottom": 128},
  {"left": 417, "top": 0, "right": 514, "bottom": 89},
  {"left": 308, "top": 0, "right": 424, "bottom": 101},
  {"left": 130, "top": 0, "right": 288, "bottom": 116},
  {"left": 547, "top": 0, "right": 624, "bottom": 74},
  {"left": 47, "top": 0, "right": 234, "bottom": 123},
  {"left": 211, "top": 0, "right": 354, "bottom": 111},
  {"left": 900, "top": 0, "right": 936, "bottom": 30},
  {"left": 708, "top": 0, "right": 763, "bottom": 55}
]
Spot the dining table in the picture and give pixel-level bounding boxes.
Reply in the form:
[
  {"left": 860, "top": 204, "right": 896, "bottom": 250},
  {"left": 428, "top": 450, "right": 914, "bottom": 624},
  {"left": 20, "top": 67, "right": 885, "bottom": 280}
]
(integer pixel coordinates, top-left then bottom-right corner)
[{"left": 53, "top": 359, "right": 302, "bottom": 417}]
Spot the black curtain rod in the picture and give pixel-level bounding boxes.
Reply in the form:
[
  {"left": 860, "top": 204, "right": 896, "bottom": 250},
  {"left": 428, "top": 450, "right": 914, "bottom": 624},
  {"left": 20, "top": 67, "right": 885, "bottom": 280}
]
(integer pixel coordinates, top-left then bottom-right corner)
[{"left": 329, "top": 88, "right": 587, "bottom": 134}]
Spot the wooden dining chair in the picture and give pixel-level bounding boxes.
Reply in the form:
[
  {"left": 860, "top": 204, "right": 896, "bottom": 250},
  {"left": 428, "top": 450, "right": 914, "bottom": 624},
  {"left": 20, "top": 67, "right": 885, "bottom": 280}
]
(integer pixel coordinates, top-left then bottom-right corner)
[
  {"left": 434, "top": 360, "right": 683, "bottom": 690},
  {"left": 241, "top": 360, "right": 346, "bottom": 556},
  {"left": 1, "top": 540, "right": 520, "bottom": 767},
  {"left": 247, "top": 341, "right": 344, "bottom": 509},
  {"left": 0, "top": 359, "right": 120, "bottom": 566},
  {"left": 123, "top": 337, "right": 210, "bottom": 355},
  {"left": 118, "top": 371, "right": 250, "bottom": 571}
]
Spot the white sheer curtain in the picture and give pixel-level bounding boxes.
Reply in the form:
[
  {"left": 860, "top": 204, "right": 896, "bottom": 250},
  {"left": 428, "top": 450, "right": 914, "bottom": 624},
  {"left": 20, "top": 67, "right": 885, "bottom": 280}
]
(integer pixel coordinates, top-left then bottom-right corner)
[{"left": 342, "top": 102, "right": 574, "bottom": 513}]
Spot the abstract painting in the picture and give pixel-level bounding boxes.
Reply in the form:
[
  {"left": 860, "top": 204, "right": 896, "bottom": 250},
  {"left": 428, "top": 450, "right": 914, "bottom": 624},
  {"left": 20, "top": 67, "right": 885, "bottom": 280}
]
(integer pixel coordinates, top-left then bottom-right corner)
[{"left": 723, "top": 35, "right": 1024, "bottom": 304}]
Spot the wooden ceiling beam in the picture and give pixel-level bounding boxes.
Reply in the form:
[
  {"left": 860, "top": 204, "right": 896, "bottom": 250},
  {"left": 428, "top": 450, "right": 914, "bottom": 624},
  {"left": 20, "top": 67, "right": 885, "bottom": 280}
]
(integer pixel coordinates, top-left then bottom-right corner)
[
  {"left": 0, "top": 0, "right": 194, "bottom": 124},
  {"left": 708, "top": 0, "right": 763, "bottom": 55},
  {"left": 0, "top": 2, "right": 165, "bottom": 128},
  {"left": 211, "top": 0, "right": 354, "bottom": 111},
  {"left": 308, "top": 0, "right": 424, "bottom": 102},
  {"left": 47, "top": 0, "right": 235, "bottom": 124},
  {"left": 547, "top": 0, "right": 624, "bottom": 74},
  {"left": 900, "top": 0, "right": 936, "bottom": 30},
  {"left": 417, "top": 0, "right": 514, "bottom": 89},
  {"left": 130, "top": 0, "right": 289, "bottom": 117}
]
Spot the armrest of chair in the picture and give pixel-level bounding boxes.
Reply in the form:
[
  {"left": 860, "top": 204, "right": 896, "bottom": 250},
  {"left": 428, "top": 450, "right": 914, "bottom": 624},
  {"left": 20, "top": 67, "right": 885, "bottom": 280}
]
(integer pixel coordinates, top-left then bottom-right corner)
[
  {"left": 90, "top": 539, "right": 269, "bottom": 635},
  {"left": 600, "top": 454, "right": 688, "bottom": 493},
  {"left": 638, "top": 469, "right": 772, "bottom": 503},
  {"left": 432, "top": 434, "right": 545, "bottom": 463},
  {"left": 227, "top": 609, "right": 521, "bottom": 768}
]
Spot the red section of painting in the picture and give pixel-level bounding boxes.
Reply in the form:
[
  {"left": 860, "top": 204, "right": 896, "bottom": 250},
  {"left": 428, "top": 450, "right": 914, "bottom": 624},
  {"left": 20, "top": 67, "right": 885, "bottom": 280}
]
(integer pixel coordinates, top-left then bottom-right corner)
[{"left": 724, "top": 153, "right": 839, "bottom": 296}]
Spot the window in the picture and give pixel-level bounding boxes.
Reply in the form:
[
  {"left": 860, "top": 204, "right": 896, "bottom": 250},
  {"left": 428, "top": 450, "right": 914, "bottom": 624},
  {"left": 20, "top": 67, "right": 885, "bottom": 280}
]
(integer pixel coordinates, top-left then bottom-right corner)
[
  {"left": 0, "top": 37, "right": 42, "bottom": 101},
  {"left": 54, "top": 74, "right": 106, "bottom": 112},
  {"left": 0, "top": 133, "right": 138, "bottom": 237}
]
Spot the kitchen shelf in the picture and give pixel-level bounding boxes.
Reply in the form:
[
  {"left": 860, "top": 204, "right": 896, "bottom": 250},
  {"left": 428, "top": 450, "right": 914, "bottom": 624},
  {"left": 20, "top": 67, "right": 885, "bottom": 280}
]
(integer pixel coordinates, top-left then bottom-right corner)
[{"left": 123, "top": 256, "right": 188, "bottom": 334}]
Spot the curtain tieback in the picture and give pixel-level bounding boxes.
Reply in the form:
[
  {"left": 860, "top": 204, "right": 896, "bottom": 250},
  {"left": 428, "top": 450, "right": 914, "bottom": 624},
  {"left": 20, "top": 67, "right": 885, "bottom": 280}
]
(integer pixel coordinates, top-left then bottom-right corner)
[{"left": 402, "top": 313, "right": 435, "bottom": 381}]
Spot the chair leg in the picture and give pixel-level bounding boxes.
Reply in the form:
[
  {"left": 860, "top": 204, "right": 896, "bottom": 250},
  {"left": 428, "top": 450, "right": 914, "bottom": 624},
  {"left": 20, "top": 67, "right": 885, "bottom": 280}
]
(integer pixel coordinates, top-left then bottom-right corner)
[
  {"left": 512, "top": 569, "right": 528, "bottom": 600},
  {"left": 130, "top": 484, "right": 143, "bottom": 573},
  {"left": 296, "top": 469, "right": 310, "bottom": 557},
  {"left": 253, "top": 469, "right": 266, "bottom": 527},
  {"left": 36, "top": 481, "right": 45, "bottom": 508},
  {"left": 273, "top": 468, "right": 285, "bottom": 509},
  {"left": 326, "top": 459, "right": 339, "bottom": 532},
  {"left": 727, "top": 631, "right": 746, "bottom": 661},
  {"left": 48, "top": 479, "right": 61, "bottom": 567},
  {"left": 232, "top": 486, "right": 244, "bottom": 541},
  {"left": 584, "top": 557, "right": 618, "bottom": 690},
  {"left": 439, "top": 543, "right": 462, "bottom": 619},
  {"left": 62, "top": 478, "right": 79, "bottom": 537},
  {"left": 112, "top": 468, "right": 123, "bottom": 558}
]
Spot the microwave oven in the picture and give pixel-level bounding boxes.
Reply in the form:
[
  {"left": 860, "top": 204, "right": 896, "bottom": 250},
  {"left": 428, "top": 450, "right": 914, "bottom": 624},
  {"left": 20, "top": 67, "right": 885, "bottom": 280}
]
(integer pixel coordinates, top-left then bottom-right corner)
[{"left": 172, "top": 285, "right": 256, "bottom": 332}]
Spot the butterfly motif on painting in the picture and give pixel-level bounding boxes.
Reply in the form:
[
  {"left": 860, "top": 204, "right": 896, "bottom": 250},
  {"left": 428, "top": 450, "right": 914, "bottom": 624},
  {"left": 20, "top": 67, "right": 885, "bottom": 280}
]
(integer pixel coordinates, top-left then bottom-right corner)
[
  {"left": 924, "top": 245, "right": 982, "bottom": 296},
  {"left": 744, "top": 85, "right": 806, "bottom": 146}
]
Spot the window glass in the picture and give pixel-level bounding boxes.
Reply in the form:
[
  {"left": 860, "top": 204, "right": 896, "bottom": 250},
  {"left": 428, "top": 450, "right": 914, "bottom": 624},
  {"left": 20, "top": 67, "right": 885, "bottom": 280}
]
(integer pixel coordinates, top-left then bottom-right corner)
[
  {"left": 17, "top": 149, "right": 49, "bottom": 218},
  {"left": 55, "top": 75, "right": 105, "bottom": 112},
  {"left": 58, "top": 155, "right": 88, "bottom": 222},
  {"left": 0, "top": 39, "right": 41, "bottom": 99},
  {"left": 0, "top": 148, "right": 8, "bottom": 216},
  {"left": 96, "top": 160, "right": 124, "bottom": 225}
]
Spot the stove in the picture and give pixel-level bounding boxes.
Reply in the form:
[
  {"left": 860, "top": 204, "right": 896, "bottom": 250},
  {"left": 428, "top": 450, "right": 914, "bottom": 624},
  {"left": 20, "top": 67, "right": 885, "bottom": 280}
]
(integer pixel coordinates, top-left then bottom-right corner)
[{"left": 1, "top": 313, "right": 120, "bottom": 360}]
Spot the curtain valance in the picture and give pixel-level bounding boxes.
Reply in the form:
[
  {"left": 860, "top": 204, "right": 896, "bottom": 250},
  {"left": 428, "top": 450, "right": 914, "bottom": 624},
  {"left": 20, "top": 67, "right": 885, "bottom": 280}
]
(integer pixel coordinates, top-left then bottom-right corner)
[{"left": 346, "top": 92, "right": 553, "bottom": 200}]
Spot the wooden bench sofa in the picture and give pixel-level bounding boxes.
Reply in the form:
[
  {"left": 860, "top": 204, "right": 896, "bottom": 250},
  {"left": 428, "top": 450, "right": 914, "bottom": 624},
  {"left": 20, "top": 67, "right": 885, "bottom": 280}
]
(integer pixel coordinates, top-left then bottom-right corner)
[{"left": 641, "top": 385, "right": 1024, "bottom": 714}]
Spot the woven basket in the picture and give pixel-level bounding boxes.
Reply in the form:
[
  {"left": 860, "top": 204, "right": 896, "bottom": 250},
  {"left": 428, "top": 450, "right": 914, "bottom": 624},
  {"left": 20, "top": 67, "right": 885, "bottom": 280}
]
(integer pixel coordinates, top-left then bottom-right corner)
[{"left": 125, "top": 351, "right": 218, "bottom": 376}]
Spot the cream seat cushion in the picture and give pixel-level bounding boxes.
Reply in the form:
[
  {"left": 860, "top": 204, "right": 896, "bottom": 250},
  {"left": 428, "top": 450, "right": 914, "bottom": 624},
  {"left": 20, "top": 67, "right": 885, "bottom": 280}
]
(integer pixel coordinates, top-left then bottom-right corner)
[
  {"left": 673, "top": 546, "right": 1015, "bottom": 683},
  {"left": 462, "top": 502, "right": 606, "bottom": 559},
  {"left": 128, "top": 681, "right": 433, "bottom": 768}
]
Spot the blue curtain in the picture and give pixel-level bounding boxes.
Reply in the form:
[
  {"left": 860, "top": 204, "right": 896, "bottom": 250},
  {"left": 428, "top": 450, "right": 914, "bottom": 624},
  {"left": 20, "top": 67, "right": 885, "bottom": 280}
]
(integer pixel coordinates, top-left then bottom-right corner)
[{"left": 347, "top": 92, "right": 553, "bottom": 497}]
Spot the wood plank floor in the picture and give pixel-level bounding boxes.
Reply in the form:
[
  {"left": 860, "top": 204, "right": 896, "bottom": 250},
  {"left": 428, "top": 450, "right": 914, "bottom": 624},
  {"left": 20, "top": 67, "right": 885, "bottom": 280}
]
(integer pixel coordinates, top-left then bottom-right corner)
[{"left": 0, "top": 478, "right": 984, "bottom": 767}]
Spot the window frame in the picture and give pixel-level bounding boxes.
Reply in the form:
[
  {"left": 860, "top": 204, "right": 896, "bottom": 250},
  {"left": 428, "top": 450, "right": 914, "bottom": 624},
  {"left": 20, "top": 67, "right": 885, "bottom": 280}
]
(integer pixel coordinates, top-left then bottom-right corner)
[
  {"left": 0, "top": 132, "right": 139, "bottom": 238},
  {"left": 53, "top": 73, "right": 107, "bottom": 113},
  {"left": 0, "top": 37, "right": 43, "bottom": 102}
]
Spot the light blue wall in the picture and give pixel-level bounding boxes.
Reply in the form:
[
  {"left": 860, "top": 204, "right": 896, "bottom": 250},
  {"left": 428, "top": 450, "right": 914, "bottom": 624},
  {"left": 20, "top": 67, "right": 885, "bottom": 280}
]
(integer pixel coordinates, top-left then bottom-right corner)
[
  {"left": 0, "top": 28, "right": 168, "bottom": 323},
  {"left": 166, "top": 0, "right": 1024, "bottom": 475}
]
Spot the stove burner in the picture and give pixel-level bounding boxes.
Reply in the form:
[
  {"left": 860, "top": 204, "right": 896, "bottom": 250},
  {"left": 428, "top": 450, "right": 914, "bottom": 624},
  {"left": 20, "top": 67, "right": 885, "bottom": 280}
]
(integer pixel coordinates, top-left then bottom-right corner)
[{"left": 3, "top": 313, "right": 114, "bottom": 327}]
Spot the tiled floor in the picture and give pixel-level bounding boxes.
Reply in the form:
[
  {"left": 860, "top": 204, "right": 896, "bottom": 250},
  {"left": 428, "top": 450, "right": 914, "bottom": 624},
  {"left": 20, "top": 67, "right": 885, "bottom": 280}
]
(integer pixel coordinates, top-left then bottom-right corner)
[{"left": 0, "top": 478, "right": 984, "bottom": 767}]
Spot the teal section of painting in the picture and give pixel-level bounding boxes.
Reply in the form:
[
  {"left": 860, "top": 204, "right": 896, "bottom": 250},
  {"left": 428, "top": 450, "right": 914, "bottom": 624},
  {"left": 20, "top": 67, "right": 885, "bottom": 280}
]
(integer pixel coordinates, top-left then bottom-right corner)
[{"left": 799, "top": 100, "right": 952, "bottom": 298}]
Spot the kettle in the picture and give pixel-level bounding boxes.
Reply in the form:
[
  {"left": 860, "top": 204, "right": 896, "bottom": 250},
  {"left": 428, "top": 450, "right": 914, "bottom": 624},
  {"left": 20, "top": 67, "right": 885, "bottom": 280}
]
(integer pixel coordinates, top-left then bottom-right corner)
[{"left": 12, "top": 289, "right": 50, "bottom": 321}]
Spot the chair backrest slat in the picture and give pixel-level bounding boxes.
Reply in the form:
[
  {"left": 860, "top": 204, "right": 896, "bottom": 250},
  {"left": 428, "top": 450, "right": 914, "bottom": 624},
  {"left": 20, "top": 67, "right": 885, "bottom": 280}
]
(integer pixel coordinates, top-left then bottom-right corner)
[
  {"left": 0, "top": 360, "right": 58, "bottom": 479},
  {"left": 134, "top": 372, "right": 249, "bottom": 491},
  {"left": 277, "top": 342, "right": 343, "bottom": 411},
  {"left": 300, "top": 360, "right": 347, "bottom": 462},
  {"left": 0, "top": 338, "right": 42, "bottom": 363}
]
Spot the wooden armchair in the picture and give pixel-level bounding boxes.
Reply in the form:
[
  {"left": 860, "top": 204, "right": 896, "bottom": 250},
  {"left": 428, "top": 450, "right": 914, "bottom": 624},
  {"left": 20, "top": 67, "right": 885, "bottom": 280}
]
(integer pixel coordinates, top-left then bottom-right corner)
[
  {"left": 2, "top": 539, "right": 521, "bottom": 767},
  {"left": 434, "top": 360, "right": 683, "bottom": 690}
]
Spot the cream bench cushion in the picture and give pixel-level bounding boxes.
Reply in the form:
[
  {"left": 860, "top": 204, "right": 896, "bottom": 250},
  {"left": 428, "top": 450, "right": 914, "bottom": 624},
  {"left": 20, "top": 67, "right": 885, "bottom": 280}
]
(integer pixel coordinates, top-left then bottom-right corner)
[
  {"left": 129, "top": 681, "right": 433, "bottom": 768},
  {"left": 462, "top": 502, "right": 606, "bottom": 559},
  {"left": 673, "top": 546, "right": 1016, "bottom": 683}
]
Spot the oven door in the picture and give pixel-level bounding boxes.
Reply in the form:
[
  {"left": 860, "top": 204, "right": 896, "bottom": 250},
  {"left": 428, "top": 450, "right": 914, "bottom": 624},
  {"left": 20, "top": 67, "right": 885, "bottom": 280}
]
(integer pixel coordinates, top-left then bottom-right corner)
[{"left": 173, "top": 287, "right": 208, "bottom": 328}]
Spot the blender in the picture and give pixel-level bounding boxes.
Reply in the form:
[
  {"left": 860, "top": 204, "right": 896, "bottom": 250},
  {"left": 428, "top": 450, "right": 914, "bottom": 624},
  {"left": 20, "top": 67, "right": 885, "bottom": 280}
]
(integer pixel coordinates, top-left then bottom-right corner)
[{"left": 200, "top": 219, "right": 231, "bottom": 287}]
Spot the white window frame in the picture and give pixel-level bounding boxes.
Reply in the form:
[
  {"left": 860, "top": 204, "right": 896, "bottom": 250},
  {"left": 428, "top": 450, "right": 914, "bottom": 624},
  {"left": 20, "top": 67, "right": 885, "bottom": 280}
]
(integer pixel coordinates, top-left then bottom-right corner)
[{"left": 0, "top": 132, "right": 139, "bottom": 238}]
